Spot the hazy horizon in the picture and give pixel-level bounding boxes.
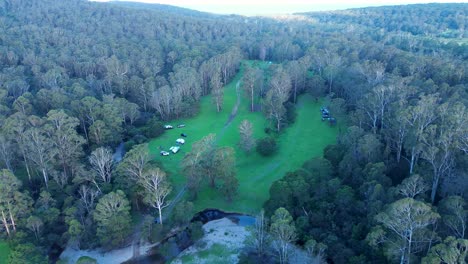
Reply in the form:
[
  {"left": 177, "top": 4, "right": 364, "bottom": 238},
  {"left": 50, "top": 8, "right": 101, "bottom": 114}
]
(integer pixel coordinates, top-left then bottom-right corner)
[{"left": 89, "top": 0, "right": 466, "bottom": 15}]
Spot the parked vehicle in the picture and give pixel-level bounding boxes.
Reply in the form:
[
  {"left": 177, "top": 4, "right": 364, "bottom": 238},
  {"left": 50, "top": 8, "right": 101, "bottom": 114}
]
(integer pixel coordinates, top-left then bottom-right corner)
[{"left": 169, "top": 146, "right": 180, "bottom": 153}]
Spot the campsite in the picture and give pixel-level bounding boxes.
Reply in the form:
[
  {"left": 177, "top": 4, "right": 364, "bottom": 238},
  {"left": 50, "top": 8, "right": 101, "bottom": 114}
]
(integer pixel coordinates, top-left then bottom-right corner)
[{"left": 148, "top": 61, "right": 339, "bottom": 213}]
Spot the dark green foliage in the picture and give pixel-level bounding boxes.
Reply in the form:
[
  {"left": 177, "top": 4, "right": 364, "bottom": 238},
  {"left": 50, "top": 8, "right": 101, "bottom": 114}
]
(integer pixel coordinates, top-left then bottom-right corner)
[
  {"left": 188, "top": 222, "right": 204, "bottom": 242},
  {"left": 0, "top": 0, "right": 466, "bottom": 262},
  {"left": 171, "top": 201, "right": 194, "bottom": 226},
  {"left": 284, "top": 102, "right": 297, "bottom": 125},
  {"left": 76, "top": 256, "right": 98, "bottom": 264},
  {"left": 7, "top": 243, "right": 48, "bottom": 264},
  {"left": 142, "top": 118, "right": 166, "bottom": 139},
  {"left": 256, "top": 137, "right": 278, "bottom": 156}
]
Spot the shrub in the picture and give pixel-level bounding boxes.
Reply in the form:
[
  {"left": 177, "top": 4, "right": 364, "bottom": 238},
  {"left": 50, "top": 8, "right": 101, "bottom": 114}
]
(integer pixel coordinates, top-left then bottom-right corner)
[
  {"left": 256, "top": 137, "right": 278, "bottom": 156},
  {"left": 76, "top": 256, "right": 97, "bottom": 264},
  {"left": 189, "top": 221, "right": 204, "bottom": 242},
  {"left": 143, "top": 117, "right": 165, "bottom": 138},
  {"left": 285, "top": 102, "right": 297, "bottom": 125}
]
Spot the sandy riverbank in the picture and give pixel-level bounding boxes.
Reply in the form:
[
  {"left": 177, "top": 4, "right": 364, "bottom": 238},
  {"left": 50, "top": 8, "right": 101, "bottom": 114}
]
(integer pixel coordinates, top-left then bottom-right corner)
[
  {"left": 171, "top": 217, "right": 250, "bottom": 264},
  {"left": 60, "top": 242, "right": 155, "bottom": 264}
]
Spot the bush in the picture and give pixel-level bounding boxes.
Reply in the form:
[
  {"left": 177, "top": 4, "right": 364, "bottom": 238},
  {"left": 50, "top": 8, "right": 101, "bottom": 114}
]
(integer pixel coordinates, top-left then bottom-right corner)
[
  {"left": 76, "top": 256, "right": 97, "bottom": 264},
  {"left": 189, "top": 221, "right": 204, "bottom": 242},
  {"left": 256, "top": 137, "right": 278, "bottom": 156},
  {"left": 143, "top": 117, "right": 165, "bottom": 138},
  {"left": 285, "top": 102, "right": 297, "bottom": 125}
]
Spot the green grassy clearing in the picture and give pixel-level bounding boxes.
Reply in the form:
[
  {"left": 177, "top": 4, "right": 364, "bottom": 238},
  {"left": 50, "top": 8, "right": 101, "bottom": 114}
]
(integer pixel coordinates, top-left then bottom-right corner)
[
  {"left": 0, "top": 240, "right": 11, "bottom": 264},
  {"left": 148, "top": 60, "right": 338, "bottom": 214}
]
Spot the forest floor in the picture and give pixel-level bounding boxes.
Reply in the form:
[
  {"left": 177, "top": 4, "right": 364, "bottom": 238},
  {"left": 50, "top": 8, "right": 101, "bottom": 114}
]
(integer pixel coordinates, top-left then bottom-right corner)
[
  {"left": 0, "top": 240, "right": 10, "bottom": 264},
  {"left": 148, "top": 60, "right": 338, "bottom": 214}
]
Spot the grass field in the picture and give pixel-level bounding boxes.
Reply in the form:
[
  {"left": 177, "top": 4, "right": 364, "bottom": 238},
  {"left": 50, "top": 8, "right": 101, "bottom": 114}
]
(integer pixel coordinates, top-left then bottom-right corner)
[
  {"left": 0, "top": 240, "right": 11, "bottom": 264},
  {"left": 148, "top": 61, "right": 338, "bottom": 214}
]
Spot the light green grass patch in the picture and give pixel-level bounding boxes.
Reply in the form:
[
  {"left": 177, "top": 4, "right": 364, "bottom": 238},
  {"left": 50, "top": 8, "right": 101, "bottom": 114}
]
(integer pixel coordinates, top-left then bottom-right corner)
[
  {"left": 76, "top": 256, "right": 98, "bottom": 264},
  {"left": 148, "top": 60, "right": 338, "bottom": 213}
]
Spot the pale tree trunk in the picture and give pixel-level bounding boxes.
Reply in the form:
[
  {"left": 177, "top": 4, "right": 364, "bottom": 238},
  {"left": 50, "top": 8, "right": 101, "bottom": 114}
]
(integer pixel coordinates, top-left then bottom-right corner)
[
  {"left": 8, "top": 203, "right": 16, "bottom": 232},
  {"left": 251, "top": 87, "right": 254, "bottom": 112},
  {"left": 157, "top": 204, "right": 163, "bottom": 225},
  {"left": 1, "top": 210, "right": 10, "bottom": 237},
  {"left": 42, "top": 168, "right": 49, "bottom": 189},
  {"left": 407, "top": 232, "right": 412, "bottom": 264},
  {"left": 21, "top": 148, "right": 32, "bottom": 182},
  {"left": 399, "top": 249, "right": 405, "bottom": 264}
]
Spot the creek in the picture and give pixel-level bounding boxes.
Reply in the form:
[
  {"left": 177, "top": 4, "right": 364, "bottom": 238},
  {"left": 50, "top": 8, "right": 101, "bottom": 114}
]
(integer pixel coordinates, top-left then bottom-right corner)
[
  {"left": 112, "top": 142, "right": 126, "bottom": 162},
  {"left": 124, "top": 209, "right": 255, "bottom": 264}
]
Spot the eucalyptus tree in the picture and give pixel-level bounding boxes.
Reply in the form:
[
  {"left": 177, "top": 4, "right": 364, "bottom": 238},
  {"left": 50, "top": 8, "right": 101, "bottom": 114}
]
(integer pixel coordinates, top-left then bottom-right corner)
[
  {"left": 264, "top": 69, "right": 291, "bottom": 132},
  {"left": 139, "top": 168, "right": 171, "bottom": 225},
  {"left": 3, "top": 113, "right": 33, "bottom": 180},
  {"left": 368, "top": 198, "right": 440, "bottom": 264},
  {"left": 89, "top": 147, "right": 114, "bottom": 188},
  {"left": 210, "top": 71, "right": 224, "bottom": 112},
  {"left": 440, "top": 196, "right": 467, "bottom": 239},
  {"left": 239, "top": 120, "right": 256, "bottom": 153},
  {"left": 0, "top": 170, "right": 33, "bottom": 237},
  {"left": 270, "top": 207, "right": 297, "bottom": 264},
  {"left": 45, "top": 110, "right": 85, "bottom": 181},
  {"left": 26, "top": 126, "right": 56, "bottom": 189},
  {"left": 242, "top": 65, "right": 262, "bottom": 112},
  {"left": 93, "top": 190, "right": 132, "bottom": 248}
]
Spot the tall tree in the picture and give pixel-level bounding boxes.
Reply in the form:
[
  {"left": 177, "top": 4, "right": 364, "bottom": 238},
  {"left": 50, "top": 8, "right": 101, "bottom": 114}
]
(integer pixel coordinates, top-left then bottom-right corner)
[
  {"left": 138, "top": 168, "right": 171, "bottom": 225},
  {"left": 396, "top": 174, "right": 429, "bottom": 199},
  {"left": 217, "top": 147, "right": 238, "bottom": 202},
  {"left": 369, "top": 198, "right": 440, "bottom": 264},
  {"left": 26, "top": 215, "right": 43, "bottom": 240},
  {"left": 440, "top": 196, "right": 467, "bottom": 239},
  {"left": 182, "top": 134, "right": 216, "bottom": 198},
  {"left": 246, "top": 210, "right": 269, "bottom": 257},
  {"left": 3, "top": 113, "right": 33, "bottom": 181},
  {"left": 270, "top": 207, "right": 296, "bottom": 264},
  {"left": 239, "top": 120, "right": 256, "bottom": 153},
  {"left": 0, "top": 135, "right": 14, "bottom": 171},
  {"left": 403, "top": 94, "right": 438, "bottom": 175},
  {"left": 419, "top": 102, "right": 464, "bottom": 203},
  {"left": 422, "top": 236, "right": 468, "bottom": 264},
  {"left": 210, "top": 71, "right": 224, "bottom": 112},
  {"left": 264, "top": 69, "right": 291, "bottom": 132},
  {"left": 89, "top": 147, "right": 114, "bottom": 185},
  {"left": 242, "top": 65, "right": 262, "bottom": 112},
  {"left": 45, "top": 110, "right": 85, "bottom": 182},
  {"left": 93, "top": 190, "right": 131, "bottom": 248},
  {"left": 26, "top": 126, "right": 56, "bottom": 189},
  {"left": 118, "top": 143, "right": 150, "bottom": 181},
  {"left": 0, "top": 170, "right": 32, "bottom": 237}
]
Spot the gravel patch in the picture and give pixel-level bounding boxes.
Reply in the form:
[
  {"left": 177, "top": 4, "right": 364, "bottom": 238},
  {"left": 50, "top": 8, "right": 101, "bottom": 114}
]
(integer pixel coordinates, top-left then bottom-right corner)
[{"left": 172, "top": 217, "right": 249, "bottom": 264}]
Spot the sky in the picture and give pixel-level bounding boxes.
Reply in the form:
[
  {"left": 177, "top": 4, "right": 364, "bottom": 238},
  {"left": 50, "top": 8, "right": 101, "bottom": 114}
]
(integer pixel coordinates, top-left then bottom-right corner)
[{"left": 90, "top": 1, "right": 466, "bottom": 15}]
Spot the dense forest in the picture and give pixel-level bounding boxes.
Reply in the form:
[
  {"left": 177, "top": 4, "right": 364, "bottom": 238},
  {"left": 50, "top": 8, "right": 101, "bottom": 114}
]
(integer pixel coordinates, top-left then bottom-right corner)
[{"left": 0, "top": 0, "right": 466, "bottom": 263}]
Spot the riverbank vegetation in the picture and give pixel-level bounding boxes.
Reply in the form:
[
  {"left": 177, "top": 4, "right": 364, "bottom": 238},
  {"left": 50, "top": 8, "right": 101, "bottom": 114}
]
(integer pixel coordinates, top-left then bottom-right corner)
[{"left": 0, "top": 0, "right": 466, "bottom": 263}]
